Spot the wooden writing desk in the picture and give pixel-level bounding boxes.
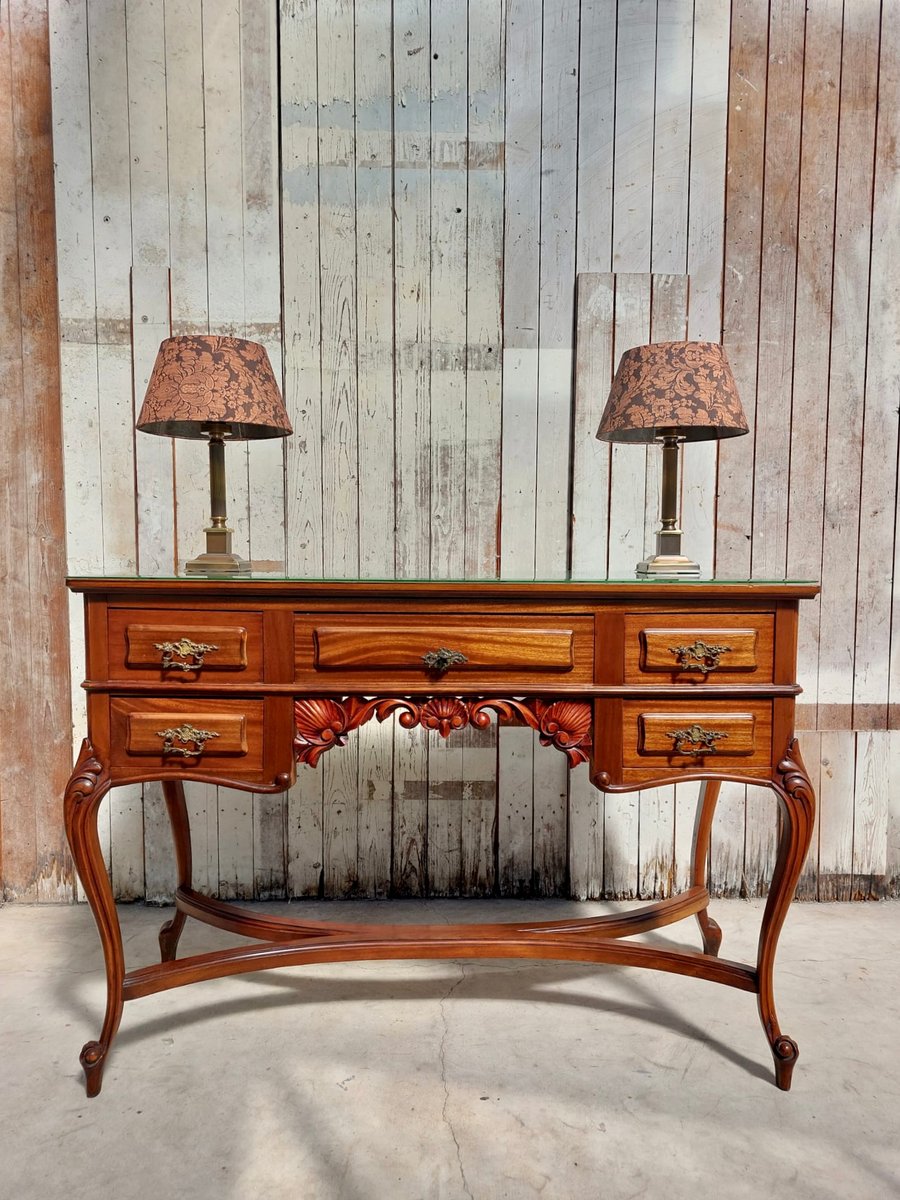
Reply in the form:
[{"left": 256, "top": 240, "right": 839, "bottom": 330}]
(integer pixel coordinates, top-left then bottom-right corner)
[{"left": 65, "top": 577, "right": 818, "bottom": 1096}]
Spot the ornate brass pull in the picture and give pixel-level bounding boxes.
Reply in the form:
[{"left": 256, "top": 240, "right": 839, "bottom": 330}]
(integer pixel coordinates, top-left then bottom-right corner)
[
  {"left": 157, "top": 724, "right": 220, "bottom": 757},
  {"left": 669, "top": 639, "right": 732, "bottom": 673},
  {"left": 422, "top": 647, "right": 468, "bottom": 673},
  {"left": 155, "top": 638, "right": 219, "bottom": 671},
  {"left": 668, "top": 724, "right": 728, "bottom": 756}
]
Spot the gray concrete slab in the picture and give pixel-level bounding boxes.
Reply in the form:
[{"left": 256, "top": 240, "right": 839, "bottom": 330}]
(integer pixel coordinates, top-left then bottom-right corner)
[{"left": 1, "top": 898, "right": 898, "bottom": 1200}]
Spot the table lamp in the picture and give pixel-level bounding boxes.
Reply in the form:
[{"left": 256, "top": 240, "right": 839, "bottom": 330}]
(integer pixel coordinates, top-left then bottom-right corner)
[
  {"left": 596, "top": 341, "right": 748, "bottom": 578},
  {"left": 136, "top": 335, "right": 292, "bottom": 575}
]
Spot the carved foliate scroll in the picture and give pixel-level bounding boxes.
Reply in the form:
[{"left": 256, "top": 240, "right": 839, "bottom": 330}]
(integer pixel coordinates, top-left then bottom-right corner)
[{"left": 293, "top": 696, "right": 593, "bottom": 768}]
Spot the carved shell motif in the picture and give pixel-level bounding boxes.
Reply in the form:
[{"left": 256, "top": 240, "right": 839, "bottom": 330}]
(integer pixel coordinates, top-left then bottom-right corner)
[
  {"left": 533, "top": 701, "right": 593, "bottom": 765},
  {"left": 418, "top": 697, "right": 470, "bottom": 738},
  {"left": 293, "top": 698, "right": 353, "bottom": 766}
]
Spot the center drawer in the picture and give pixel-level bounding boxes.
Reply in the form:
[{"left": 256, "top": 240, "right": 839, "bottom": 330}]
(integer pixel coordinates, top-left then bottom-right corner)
[{"left": 294, "top": 613, "right": 595, "bottom": 688}]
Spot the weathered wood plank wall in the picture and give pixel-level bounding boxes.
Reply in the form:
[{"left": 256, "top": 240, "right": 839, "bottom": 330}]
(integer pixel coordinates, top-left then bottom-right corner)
[
  {"left": 27, "top": 0, "right": 900, "bottom": 904},
  {"left": 0, "top": 0, "right": 74, "bottom": 901}
]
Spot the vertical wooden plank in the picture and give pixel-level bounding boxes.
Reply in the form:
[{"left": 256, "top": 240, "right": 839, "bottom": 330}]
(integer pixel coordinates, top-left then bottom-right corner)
[
  {"left": 497, "top": 0, "right": 540, "bottom": 893},
  {"left": 500, "top": 0, "right": 541, "bottom": 582},
  {"left": 612, "top": 0, "right": 656, "bottom": 274},
  {"left": 281, "top": 0, "right": 324, "bottom": 896},
  {"left": 425, "top": 0, "right": 468, "bottom": 892},
  {"left": 647, "top": 274, "right": 688, "bottom": 560},
  {"left": 817, "top": 0, "right": 879, "bottom": 728},
  {"left": 393, "top": 0, "right": 432, "bottom": 579},
  {"left": 575, "top": 0, "right": 615, "bottom": 275},
  {"left": 650, "top": 0, "right": 692, "bottom": 276},
  {"left": 0, "top": 0, "right": 74, "bottom": 900},
  {"left": 672, "top": 781, "right": 701, "bottom": 893},
  {"left": 743, "top": 783, "right": 777, "bottom": 898},
  {"left": 787, "top": 0, "right": 841, "bottom": 727},
  {"left": 355, "top": 0, "right": 396, "bottom": 579},
  {"left": 683, "top": 0, "right": 729, "bottom": 579},
  {"left": 533, "top": 0, "right": 578, "bottom": 580},
  {"left": 282, "top": 0, "right": 324, "bottom": 577},
  {"left": 460, "top": 0, "right": 504, "bottom": 894},
  {"left": 354, "top": 0, "right": 396, "bottom": 895},
  {"left": 795, "top": 729, "right": 822, "bottom": 900},
  {"left": 429, "top": 0, "right": 468, "bottom": 579},
  {"left": 127, "top": 0, "right": 174, "bottom": 575},
  {"left": 50, "top": 0, "right": 104, "bottom": 893},
  {"left": 357, "top": 721, "right": 393, "bottom": 898},
  {"left": 638, "top": 786, "right": 675, "bottom": 899},
  {"left": 498, "top": 718, "right": 535, "bottom": 896},
  {"left": 463, "top": 0, "right": 503, "bottom": 579},
  {"left": 888, "top": 731, "right": 900, "bottom": 897},
  {"left": 854, "top": 1, "right": 900, "bottom": 732},
  {"left": 817, "top": 730, "right": 856, "bottom": 901},
  {"left": 217, "top": 785, "right": 254, "bottom": 901},
  {"left": 317, "top": 0, "right": 360, "bottom": 896},
  {"left": 392, "top": 726, "right": 429, "bottom": 896},
  {"left": 717, "top": 0, "right": 767, "bottom": 578},
  {"left": 568, "top": 763, "right": 602, "bottom": 900},
  {"left": 391, "top": 0, "right": 432, "bottom": 894},
  {"left": 852, "top": 731, "right": 889, "bottom": 900},
  {"left": 750, "top": 0, "right": 804, "bottom": 580},
  {"left": 709, "top": 782, "right": 745, "bottom": 898},
  {"left": 570, "top": 273, "right": 614, "bottom": 580}
]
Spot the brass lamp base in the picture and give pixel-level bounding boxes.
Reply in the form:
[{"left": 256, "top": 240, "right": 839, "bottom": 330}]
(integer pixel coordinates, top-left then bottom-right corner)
[
  {"left": 184, "top": 521, "right": 251, "bottom": 576},
  {"left": 184, "top": 552, "right": 251, "bottom": 576},
  {"left": 636, "top": 553, "right": 701, "bottom": 579}
]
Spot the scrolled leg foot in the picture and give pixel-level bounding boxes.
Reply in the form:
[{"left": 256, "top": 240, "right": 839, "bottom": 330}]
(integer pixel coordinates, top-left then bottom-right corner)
[
  {"left": 696, "top": 909, "right": 723, "bottom": 957},
  {"left": 80, "top": 1040, "right": 109, "bottom": 1098},
  {"left": 771, "top": 1034, "right": 799, "bottom": 1091}
]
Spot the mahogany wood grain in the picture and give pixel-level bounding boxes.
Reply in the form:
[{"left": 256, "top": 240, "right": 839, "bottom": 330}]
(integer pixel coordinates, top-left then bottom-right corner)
[
  {"left": 109, "top": 609, "right": 262, "bottom": 678},
  {"left": 64, "top": 577, "right": 817, "bottom": 1097}
]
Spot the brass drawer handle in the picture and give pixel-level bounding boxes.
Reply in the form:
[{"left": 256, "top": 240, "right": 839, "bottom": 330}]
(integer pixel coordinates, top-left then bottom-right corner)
[
  {"left": 422, "top": 647, "right": 468, "bottom": 673},
  {"left": 668, "top": 724, "right": 728, "bottom": 756},
  {"left": 669, "top": 639, "right": 732, "bottom": 673},
  {"left": 157, "top": 724, "right": 220, "bottom": 757},
  {"left": 155, "top": 638, "right": 219, "bottom": 671}
]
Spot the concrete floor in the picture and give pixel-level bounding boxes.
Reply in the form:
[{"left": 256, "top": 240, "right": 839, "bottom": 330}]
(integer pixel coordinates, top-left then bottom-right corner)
[{"left": 1, "top": 898, "right": 898, "bottom": 1200}]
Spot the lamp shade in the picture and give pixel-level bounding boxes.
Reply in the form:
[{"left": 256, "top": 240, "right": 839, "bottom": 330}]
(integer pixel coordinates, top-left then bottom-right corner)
[
  {"left": 596, "top": 341, "right": 747, "bottom": 444},
  {"left": 136, "top": 335, "right": 292, "bottom": 440}
]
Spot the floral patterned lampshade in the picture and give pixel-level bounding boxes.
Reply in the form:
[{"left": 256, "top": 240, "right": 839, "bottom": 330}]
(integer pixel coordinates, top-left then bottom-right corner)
[
  {"left": 597, "top": 341, "right": 748, "bottom": 443},
  {"left": 136, "top": 335, "right": 291, "bottom": 440}
]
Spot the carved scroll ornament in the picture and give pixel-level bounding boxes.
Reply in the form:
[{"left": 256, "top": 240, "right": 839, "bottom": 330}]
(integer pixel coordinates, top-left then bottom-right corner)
[{"left": 293, "top": 696, "right": 593, "bottom": 768}]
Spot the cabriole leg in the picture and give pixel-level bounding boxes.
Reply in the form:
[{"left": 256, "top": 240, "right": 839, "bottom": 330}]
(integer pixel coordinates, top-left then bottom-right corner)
[
  {"left": 758, "top": 740, "right": 816, "bottom": 1090},
  {"left": 158, "top": 780, "right": 193, "bottom": 961},
  {"left": 691, "top": 779, "right": 723, "bottom": 956},
  {"left": 64, "top": 741, "right": 120, "bottom": 1098}
]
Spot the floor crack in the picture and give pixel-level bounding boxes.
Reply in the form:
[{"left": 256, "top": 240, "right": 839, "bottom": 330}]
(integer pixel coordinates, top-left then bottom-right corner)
[{"left": 438, "top": 963, "right": 473, "bottom": 1200}]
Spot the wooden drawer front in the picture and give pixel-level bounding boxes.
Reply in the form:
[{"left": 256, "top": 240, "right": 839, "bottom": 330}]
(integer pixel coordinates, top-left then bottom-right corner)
[
  {"left": 622, "top": 701, "right": 772, "bottom": 770},
  {"left": 108, "top": 610, "right": 263, "bottom": 680},
  {"left": 110, "top": 698, "right": 264, "bottom": 772},
  {"left": 625, "top": 613, "right": 774, "bottom": 682},
  {"left": 295, "top": 614, "right": 595, "bottom": 686}
]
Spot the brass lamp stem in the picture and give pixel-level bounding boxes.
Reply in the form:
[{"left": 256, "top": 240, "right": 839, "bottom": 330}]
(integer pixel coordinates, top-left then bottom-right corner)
[
  {"left": 659, "top": 433, "right": 681, "bottom": 538},
  {"left": 208, "top": 428, "right": 228, "bottom": 529},
  {"left": 636, "top": 428, "right": 701, "bottom": 578},
  {"left": 184, "top": 423, "right": 251, "bottom": 575}
]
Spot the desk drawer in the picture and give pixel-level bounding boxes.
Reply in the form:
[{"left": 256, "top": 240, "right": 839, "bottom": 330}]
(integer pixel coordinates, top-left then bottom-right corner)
[
  {"left": 108, "top": 609, "right": 263, "bottom": 681},
  {"left": 110, "top": 698, "right": 265, "bottom": 773},
  {"left": 294, "top": 614, "right": 595, "bottom": 688},
  {"left": 622, "top": 699, "right": 773, "bottom": 771},
  {"left": 624, "top": 612, "right": 774, "bottom": 683}
]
